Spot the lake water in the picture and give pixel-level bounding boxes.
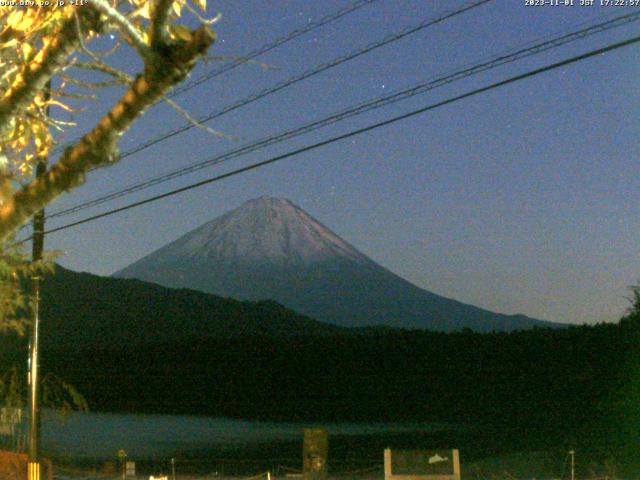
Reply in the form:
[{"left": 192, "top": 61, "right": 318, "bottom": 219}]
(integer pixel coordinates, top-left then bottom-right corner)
[{"left": 39, "top": 410, "right": 446, "bottom": 461}]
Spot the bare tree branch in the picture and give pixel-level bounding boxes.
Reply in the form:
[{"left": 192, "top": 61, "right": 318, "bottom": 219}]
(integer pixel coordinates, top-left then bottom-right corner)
[
  {"left": 58, "top": 75, "right": 127, "bottom": 90},
  {"left": 150, "top": 0, "right": 174, "bottom": 48},
  {"left": 70, "top": 61, "right": 133, "bottom": 83},
  {"left": 0, "top": 26, "right": 215, "bottom": 241},
  {"left": 89, "top": 0, "right": 153, "bottom": 62},
  {"left": 183, "top": 5, "right": 221, "bottom": 26},
  {"left": 163, "top": 96, "right": 231, "bottom": 139}
]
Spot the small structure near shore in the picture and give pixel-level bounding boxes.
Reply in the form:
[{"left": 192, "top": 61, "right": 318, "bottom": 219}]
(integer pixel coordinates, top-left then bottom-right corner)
[
  {"left": 384, "top": 449, "right": 460, "bottom": 480},
  {"left": 303, "top": 428, "right": 328, "bottom": 480}
]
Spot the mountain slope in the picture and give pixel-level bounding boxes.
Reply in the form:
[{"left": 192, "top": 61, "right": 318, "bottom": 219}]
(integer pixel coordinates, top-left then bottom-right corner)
[
  {"left": 115, "top": 197, "right": 560, "bottom": 332},
  {"left": 38, "top": 265, "right": 344, "bottom": 349}
]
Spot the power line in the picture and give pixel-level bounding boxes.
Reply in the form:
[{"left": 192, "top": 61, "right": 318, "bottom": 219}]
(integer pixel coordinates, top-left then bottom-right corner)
[
  {"left": 44, "top": 0, "right": 493, "bottom": 220},
  {"left": 67, "top": 0, "right": 493, "bottom": 161},
  {"left": 171, "top": 0, "right": 379, "bottom": 97},
  {"left": 51, "top": 0, "right": 380, "bottom": 156},
  {"left": 31, "top": 34, "right": 640, "bottom": 240},
  {"left": 46, "top": 10, "right": 640, "bottom": 220}
]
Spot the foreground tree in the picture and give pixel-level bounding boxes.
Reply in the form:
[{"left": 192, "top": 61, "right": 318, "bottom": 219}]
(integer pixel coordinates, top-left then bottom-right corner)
[
  {"left": 0, "top": 365, "right": 88, "bottom": 452},
  {"left": 0, "top": 0, "right": 216, "bottom": 331},
  {"left": 620, "top": 284, "right": 640, "bottom": 327},
  {"left": 0, "top": 1, "right": 216, "bottom": 457},
  {"left": 0, "top": 0, "right": 215, "bottom": 241},
  {"left": 0, "top": 366, "right": 88, "bottom": 415}
]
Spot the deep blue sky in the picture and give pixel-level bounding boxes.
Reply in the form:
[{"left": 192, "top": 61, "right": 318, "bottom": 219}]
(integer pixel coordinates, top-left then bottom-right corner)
[{"left": 41, "top": 0, "right": 640, "bottom": 325}]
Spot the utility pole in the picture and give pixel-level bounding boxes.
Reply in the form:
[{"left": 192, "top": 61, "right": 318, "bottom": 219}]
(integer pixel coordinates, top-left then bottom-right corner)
[
  {"left": 569, "top": 450, "right": 575, "bottom": 480},
  {"left": 28, "top": 82, "right": 50, "bottom": 480}
]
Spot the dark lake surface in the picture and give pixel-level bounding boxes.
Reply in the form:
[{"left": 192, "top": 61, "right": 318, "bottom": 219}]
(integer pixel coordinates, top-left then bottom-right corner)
[{"left": 40, "top": 409, "right": 453, "bottom": 474}]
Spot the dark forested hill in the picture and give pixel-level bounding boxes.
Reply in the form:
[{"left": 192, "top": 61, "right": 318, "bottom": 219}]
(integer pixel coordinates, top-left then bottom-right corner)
[
  {"left": 35, "top": 320, "right": 637, "bottom": 462},
  {"left": 37, "top": 264, "right": 344, "bottom": 348}
]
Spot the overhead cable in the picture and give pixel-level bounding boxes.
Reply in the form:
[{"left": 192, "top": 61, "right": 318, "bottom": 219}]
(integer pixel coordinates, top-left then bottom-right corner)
[
  {"left": 47, "top": 10, "right": 640, "bottom": 220},
  {"left": 53, "top": 0, "right": 492, "bottom": 162},
  {"left": 51, "top": 0, "right": 380, "bottom": 156},
  {"left": 28, "top": 33, "right": 640, "bottom": 240}
]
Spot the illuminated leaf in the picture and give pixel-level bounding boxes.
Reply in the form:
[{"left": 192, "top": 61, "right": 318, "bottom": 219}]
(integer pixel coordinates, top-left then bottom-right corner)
[
  {"left": 21, "top": 43, "right": 34, "bottom": 62},
  {"left": 132, "top": 2, "right": 152, "bottom": 19},
  {"left": 6, "top": 11, "right": 23, "bottom": 30},
  {"left": 170, "top": 24, "right": 192, "bottom": 42},
  {"left": 33, "top": 122, "right": 51, "bottom": 156},
  {"left": 172, "top": 0, "right": 184, "bottom": 17}
]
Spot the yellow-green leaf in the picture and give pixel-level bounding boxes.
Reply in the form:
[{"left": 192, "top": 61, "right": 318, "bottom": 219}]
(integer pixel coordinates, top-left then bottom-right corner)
[
  {"left": 172, "top": 0, "right": 184, "bottom": 17},
  {"left": 170, "top": 24, "right": 192, "bottom": 42}
]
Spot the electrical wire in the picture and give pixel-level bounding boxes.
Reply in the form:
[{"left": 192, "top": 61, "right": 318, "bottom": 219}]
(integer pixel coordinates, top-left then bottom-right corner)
[
  {"left": 125, "top": 0, "right": 492, "bottom": 155},
  {"left": 46, "top": 9, "right": 640, "bottom": 220},
  {"left": 50, "top": 0, "right": 380, "bottom": 156},
  {"left": 25, "top": 33, "right": 640, "bottom": 242},
  {"left": 52, "top": 0, "right": 492, "bottom": 163},
  {"left": 171, "top": 0, "right": 380, "bottom": 97}
]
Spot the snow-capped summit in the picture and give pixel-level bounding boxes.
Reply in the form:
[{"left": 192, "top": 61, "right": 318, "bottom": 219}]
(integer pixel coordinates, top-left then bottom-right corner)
[{"left": 155, "top": 196, "right": 369, "bottom": 266}]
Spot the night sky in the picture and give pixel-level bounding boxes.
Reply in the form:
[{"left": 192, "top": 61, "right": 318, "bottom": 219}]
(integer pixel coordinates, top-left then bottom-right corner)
[{"left": 37, "top": 0, "right": 640, "bottom": 325}]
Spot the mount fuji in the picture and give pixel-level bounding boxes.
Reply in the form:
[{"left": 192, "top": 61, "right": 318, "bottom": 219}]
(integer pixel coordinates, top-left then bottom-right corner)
[{"left": 114, "top": 196, "right": 559, "bottom": 332}]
